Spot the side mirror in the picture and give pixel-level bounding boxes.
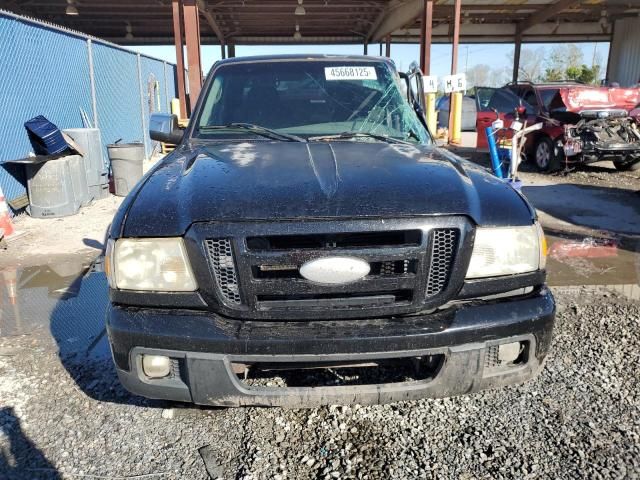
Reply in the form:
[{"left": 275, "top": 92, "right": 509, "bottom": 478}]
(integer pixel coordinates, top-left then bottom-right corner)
[
  {"left": 516, "top": 105, "right": 527, "bottom": 116},
  {"left": 149, "top": 113, "right": 183, "bottom": 144}
]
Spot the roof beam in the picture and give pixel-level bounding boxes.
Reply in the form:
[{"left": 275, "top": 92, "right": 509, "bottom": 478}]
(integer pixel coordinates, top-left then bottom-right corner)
[
  {"left": 368, "top": 0, "right": 424, "bottom": 42},
  {"left": 516, "top": 0, "right": 582, "bottom": 34},
  {"left": 197, "top": 0, "right": 225, "bottom": 45}
]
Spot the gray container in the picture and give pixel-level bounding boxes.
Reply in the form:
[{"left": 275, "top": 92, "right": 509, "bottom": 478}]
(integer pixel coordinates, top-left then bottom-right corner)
[
  {"left": 107, "top": 142, "right": 145, "bottom": 197},
  {"left": 63, "top": 128, "right": 109, "bottom": 200},
  {"left": 26, "top": 155, "right": 87, "bottom": 218}
]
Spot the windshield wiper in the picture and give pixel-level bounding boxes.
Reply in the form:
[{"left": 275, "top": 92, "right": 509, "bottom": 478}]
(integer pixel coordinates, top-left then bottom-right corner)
[
  {"left": 308, "top": 132, "right": 412, "bottom": 145},
  {"left": 199, "top": 123, "right": 305, "bottom": 142}
]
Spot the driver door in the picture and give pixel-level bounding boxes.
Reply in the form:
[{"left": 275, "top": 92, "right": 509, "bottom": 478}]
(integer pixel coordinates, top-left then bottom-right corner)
[{"left": 400, "top": 63, "right": 427, "bottom": 124}]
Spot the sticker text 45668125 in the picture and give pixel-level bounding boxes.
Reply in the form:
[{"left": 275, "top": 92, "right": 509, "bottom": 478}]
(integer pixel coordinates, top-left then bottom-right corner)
[{"left": 325, "top": 66, "right": 377, "bottom": 81}]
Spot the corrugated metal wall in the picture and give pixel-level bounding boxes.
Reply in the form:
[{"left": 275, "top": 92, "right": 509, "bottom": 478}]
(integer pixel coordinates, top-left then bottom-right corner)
[
  {"left": 0, "top": 11, "right": 177, "bottom": 206},
  {"left": 608, "top": 18, "right": 640, "bottom": 88}
]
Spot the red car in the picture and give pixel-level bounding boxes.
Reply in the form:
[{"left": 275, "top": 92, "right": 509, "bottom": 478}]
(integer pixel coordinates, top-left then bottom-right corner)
[{"left": 475, "top": 82, "right": 640, "bottom": 172}]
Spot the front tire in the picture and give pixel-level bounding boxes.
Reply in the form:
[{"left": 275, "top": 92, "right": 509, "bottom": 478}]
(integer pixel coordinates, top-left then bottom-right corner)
[
  {"left": 534, "top": 136, "right": 561, "bottom": 172},
  {"left": 614, "top": 157, "right": 640, "bottom": 172}
]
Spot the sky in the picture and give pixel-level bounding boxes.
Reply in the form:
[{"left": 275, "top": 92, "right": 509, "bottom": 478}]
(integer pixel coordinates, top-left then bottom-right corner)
[{"left": 131, "top": 42, "right": 610, "bottom": 81}]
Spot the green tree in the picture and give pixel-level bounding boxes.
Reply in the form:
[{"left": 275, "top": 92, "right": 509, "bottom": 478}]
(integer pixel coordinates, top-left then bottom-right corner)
[
  {"left": 544, "top": 68, "right": 564, "bottom": 81},
  {"left": 565, "top": 64, "right": 601, "bottom": 84},
  {"left": 540, "top": 44, "right": 602, "bottom": 84},
  {"left": 546, "top": 44, "right": 584, "bottom": 75}
]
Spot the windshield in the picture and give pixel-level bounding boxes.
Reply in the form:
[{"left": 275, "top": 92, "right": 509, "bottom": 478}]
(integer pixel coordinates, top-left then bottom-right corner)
[{"left": 195, "top": 60, "right": 431, "bottom": 144}]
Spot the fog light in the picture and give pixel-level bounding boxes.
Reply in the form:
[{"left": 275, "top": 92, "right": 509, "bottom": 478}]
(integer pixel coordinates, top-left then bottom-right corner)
[
  {"left": 498, "top": 342, "right": 522, "bottom": 364},
  {"left": 142, "top": 355, "right": 171, "bottom": 378}
]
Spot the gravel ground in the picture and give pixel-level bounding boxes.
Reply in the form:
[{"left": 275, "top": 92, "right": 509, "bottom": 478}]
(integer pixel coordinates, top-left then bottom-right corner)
[{"left": 1, "top": 286, "right": 639, "bottom": 480}]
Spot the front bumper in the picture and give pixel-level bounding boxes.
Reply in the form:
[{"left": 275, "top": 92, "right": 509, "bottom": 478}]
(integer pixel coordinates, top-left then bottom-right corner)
[
  {"left": 107, "top": 288, "right": 555, "bottom": 407},
  {"left": 571, "top": 146, "right": 640, "bottom": 164}
]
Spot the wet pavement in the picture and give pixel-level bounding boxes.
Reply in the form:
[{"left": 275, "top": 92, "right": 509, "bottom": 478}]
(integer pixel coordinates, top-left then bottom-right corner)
[
  {"left": 523, "top": 183, "right": 640, "bottom": 236},
  {"left": 0, "top": 253, "right": 111, "bottom": 361}
]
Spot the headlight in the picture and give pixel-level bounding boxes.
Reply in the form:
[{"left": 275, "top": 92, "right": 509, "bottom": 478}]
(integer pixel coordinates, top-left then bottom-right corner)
[
  {"left": 466, "top": 223, "right": 546, "bottom": 279},
  {"left": 106, "top": 237, "right": 197, "bottom": 291}
]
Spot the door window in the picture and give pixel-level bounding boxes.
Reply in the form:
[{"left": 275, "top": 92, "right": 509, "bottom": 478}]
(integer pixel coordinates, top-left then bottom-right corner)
[
  {"left": 538, "top": 89, "right": 561, "bottom": 112},
  {"left": 521, "top": 89, "right": 539, "bottom": 110},
  {"left": 476, "top": 87, "right": 532, "bottom": 113}
]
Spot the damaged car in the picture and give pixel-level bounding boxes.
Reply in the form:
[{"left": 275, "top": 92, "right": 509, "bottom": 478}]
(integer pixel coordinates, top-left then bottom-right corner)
[
  {"left": 105, "top": 55, "right": 555, "bottom": 407},
  {"left": 476, "top": 82, "right": 640, "bottom": 172}
]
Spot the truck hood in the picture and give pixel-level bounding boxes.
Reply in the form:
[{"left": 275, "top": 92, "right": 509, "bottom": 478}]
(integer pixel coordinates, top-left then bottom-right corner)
[
  {"left": 558, "top": 87, "right": 640, "bottom": 112},
  {"left": 119, "top": 141, "right": 534, "bottom": 237}
]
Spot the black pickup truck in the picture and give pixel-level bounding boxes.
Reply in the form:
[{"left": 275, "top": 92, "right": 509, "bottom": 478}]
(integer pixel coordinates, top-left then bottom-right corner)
[{"left": 105, "top": 55, "right": 555, "bottom": 407}]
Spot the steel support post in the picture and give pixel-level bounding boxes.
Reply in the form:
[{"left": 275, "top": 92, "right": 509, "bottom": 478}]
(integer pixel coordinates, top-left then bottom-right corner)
[
  {"left": 183, "top": 0, "right": 203, "bottom": 113},
  {"left": 513, "top": 34, "right": 522, "bottom": 83},
  {"left": 171, "top": 0, "right": 188, "bottom": 118},
  {"left": 448, "top": 0, "right": 462, "bottom": 145}
]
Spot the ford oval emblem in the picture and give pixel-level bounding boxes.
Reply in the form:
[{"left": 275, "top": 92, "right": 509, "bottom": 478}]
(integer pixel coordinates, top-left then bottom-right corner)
[{"left": 299, "top": 257, "right": 370, "bottom": 285}]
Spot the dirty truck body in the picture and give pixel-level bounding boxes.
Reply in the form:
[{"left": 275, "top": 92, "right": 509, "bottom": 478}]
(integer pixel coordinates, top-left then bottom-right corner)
[{"left": 106, "top": 56, "right": 555, "bottom": 407}]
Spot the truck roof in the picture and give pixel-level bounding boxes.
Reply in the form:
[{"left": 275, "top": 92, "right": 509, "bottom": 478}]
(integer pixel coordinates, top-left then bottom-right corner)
[{"left": 216, "top": 54, "right": 395, "bottom": 66}]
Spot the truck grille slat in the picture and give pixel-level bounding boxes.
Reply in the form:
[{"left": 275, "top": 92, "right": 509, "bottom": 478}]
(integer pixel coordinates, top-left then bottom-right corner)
[
  {"left": 246, "top": 230, "right": 422, "bottom": 250},
  {"left": 204, "top": 239, "right": 242, "bottom": 305}
]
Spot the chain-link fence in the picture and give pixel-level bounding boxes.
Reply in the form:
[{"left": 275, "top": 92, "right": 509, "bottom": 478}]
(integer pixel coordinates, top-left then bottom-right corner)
[{"left": 0, "top": 11, "right": 177, "bottom": 206}]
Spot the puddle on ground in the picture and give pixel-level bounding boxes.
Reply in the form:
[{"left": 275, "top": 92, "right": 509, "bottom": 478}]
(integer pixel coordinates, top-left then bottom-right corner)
[
  {"left": 0, "top": 254, "right": 110, "bottom": 360},
  {"left": 545, "top": 232, "right": 639, "bottom": 293},
  {"left": 0, "top": 232, "right": 637, "bottom": 362}
]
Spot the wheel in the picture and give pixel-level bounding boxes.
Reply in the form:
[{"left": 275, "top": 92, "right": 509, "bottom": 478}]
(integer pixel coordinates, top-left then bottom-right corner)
[
  {"left": 614, "top": 157, "right": 640, "bottom": 172},
  {"left": 534, "top": 136, "right": 561, "bottom": 172}
]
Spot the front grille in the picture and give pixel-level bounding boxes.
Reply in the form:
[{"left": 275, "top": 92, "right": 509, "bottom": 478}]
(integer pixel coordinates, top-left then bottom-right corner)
[
  {"left": 198, "top": 218, "right": 469, "bottom": 320},
  {"left": 426, "top": 229, "right": 459, "bottom": 297},
  {"left": 204, "top": 238, "right": 242, "bottom": 305}
]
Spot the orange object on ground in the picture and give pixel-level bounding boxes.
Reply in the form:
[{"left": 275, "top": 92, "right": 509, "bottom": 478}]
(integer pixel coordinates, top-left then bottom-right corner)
[{"left": 0, "top": 186, "right": 15, "bottom": 238}]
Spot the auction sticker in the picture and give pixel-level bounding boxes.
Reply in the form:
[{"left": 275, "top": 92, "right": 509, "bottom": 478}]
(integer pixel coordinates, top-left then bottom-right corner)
[{"left": 325, "top": 66, "right": 377, "bottom": 81}]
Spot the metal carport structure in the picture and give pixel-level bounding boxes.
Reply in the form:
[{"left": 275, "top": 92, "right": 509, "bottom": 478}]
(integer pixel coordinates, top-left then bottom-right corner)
[{"left": 6, "top": 0, "right": 640, "bottom": 116}]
